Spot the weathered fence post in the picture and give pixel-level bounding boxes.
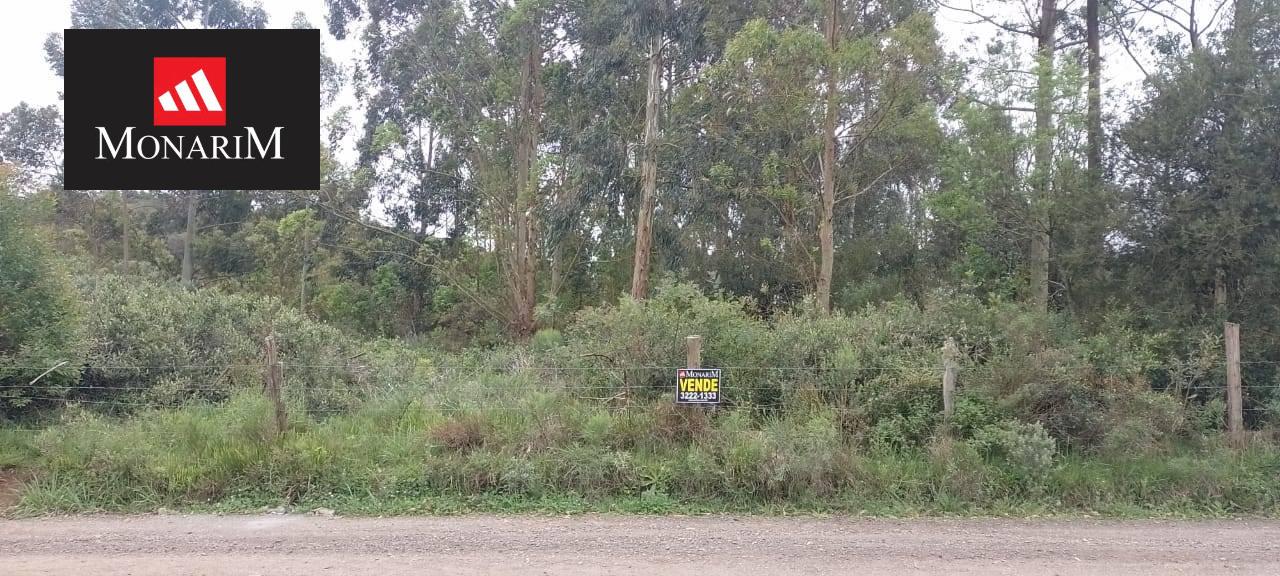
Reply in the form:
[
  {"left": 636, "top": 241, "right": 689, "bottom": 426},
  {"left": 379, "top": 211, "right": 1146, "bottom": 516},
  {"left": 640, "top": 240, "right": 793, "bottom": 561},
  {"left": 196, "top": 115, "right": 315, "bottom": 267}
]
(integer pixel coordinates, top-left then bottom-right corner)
[
  {"left": 684, "top": 335, "right": 712, "bottom": 417},
  {"left": 942, "top": 337, "right": 958, "bottom": 423},
  {"left": 1224, "top": 322, "right": 1243, "bottom": 447},
  {"left": 264, "top": 334, "right": 287, "bottom": 438}
]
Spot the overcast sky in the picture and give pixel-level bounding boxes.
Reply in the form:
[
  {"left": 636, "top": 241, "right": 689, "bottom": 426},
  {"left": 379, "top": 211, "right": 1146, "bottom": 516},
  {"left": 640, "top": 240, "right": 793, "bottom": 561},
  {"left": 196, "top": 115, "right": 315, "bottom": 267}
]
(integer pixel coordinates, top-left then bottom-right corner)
[
  {"left": 0, "top": 0, "right": 1191, "bottom": 140},
  {"left": 0, "top": 0, "right": 70, "bottom": 111},
  {"left": 0, "top": 0, "right": 341, "bottom": 111}
]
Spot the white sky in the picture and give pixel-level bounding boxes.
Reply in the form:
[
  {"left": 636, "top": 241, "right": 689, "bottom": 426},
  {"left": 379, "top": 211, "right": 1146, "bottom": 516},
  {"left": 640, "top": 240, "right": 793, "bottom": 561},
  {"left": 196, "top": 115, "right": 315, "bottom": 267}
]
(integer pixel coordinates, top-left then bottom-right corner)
[
  {"left": 0, "top": 0, "right": 69, "bottom": 111},
  {"left": 0, "top": 0, "right": 1209, "bottom": 147},
  {"left": 0, "top": 0, "right": 345, "bottom": 111}
]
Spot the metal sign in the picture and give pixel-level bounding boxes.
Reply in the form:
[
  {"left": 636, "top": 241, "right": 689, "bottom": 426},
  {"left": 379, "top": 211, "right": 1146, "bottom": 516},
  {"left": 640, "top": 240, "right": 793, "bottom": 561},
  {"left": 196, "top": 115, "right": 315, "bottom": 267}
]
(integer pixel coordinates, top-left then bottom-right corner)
[{"left": 676, "top": 368, "right": 721, "bottom": 405}]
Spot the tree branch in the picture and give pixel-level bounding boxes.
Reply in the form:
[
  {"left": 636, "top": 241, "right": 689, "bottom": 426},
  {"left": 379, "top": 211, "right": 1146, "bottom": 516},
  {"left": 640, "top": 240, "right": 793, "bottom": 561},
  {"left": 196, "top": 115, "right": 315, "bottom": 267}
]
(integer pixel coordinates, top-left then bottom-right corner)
[
  {"left": 835, "top": 165, "right": 896, "bottom": 205},
  {"left": 1129, "top": 0, "right": 1195, "bottom": 36},
  {"left": 1115, "top": 24, "right": 1152, "bottom": 80},
  {"left": 968, "top": 96, "right": 1037, "bottom": 113},
  {"left": 935, "top": 0, "right": 1040, "bottom": 37}
]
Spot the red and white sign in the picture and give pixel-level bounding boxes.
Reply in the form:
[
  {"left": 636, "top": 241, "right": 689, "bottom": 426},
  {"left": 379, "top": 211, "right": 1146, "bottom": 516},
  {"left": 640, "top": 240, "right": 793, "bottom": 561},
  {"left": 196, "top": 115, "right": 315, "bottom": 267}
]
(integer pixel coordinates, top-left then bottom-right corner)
[{"left": 153, "top": 57, "right": 226, "bottom": 126}]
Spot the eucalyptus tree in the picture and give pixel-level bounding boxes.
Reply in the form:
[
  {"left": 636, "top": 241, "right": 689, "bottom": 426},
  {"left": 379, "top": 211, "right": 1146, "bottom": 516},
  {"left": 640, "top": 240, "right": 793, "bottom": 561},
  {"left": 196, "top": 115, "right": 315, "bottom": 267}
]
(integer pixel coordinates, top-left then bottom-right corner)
[
  {"left": 690, "top": 0, "right": 945, "bottom": 312},
  {"left": 626, "top": 0, "right": 675, "bottom": 301},
  {"left": 557, "top": 1, "right": 778, "bottom": 308},
  {"left": 1086, "top": 0, "right": 1100, "bottom": 199},
  {"left": 329, "top": 0, "right": 574, "bottom": 339}
]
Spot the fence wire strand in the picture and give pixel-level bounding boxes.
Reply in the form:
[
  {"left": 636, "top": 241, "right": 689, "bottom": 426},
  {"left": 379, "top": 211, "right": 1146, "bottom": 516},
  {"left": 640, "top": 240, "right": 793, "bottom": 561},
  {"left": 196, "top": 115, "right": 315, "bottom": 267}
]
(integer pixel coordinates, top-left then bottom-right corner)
[{"left": 5, "top": 357, "right": 1280, "bottom": 429}]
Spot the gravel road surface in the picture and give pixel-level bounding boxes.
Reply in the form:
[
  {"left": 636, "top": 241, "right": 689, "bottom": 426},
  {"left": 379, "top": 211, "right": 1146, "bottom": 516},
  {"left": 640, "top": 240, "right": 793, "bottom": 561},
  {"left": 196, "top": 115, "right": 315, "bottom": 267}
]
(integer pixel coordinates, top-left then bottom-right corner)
[{"left": 2, "top": 514, "right": 1278, "bottom": 575}]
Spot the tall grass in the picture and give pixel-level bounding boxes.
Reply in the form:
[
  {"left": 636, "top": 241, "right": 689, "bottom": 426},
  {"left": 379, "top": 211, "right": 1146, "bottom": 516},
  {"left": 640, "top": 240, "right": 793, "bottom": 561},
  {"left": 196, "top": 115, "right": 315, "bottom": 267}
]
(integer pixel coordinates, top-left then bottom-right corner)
[
  {"left": 5, "top": 388, "right": 1278, "bottom": 516},
  {"left": 5, "top": 279, "right": 1279, "bottom": 516}
]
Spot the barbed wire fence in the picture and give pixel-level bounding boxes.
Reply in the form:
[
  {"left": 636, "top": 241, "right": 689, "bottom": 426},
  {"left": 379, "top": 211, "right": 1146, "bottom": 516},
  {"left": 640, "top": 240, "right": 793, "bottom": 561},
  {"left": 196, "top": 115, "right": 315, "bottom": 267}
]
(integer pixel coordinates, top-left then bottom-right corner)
[{"left": 2, "top": 323, "right": 1278, "bottom": 439}]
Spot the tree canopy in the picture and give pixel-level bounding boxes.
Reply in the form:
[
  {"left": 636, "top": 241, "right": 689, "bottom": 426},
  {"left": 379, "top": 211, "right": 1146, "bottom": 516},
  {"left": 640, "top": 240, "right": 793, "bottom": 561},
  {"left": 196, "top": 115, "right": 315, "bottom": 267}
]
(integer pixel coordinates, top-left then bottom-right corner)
[{"left": 0, "top": 0, "right": 1275, "bottom": 355}]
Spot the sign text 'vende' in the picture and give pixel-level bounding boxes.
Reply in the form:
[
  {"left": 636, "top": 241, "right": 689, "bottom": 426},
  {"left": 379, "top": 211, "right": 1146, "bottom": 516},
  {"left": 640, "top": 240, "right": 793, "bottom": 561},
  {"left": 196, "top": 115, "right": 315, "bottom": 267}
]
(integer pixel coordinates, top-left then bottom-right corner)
[{"left": 676, "top": 369, "right": 721, "bottom": 405}]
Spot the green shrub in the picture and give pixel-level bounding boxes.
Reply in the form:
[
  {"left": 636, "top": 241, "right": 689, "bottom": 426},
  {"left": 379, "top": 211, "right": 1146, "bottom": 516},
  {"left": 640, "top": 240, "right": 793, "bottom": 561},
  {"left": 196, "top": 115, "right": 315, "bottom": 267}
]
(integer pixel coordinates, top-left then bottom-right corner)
[
  {"left": 561, "top": 280, "right": 768, "bottom": 397},
  {"left": 999, "top": 375, "right": 1106, "bottom": 450},
  {"left": 759, "top": 409, "right": 845, "bottom": 497},
  {"left": 950, "top": 394, "right": 1003, "bottom": 437},
  {"left": 530, "top": 328, "right": 563, "bottom": 353},
  {"left": 970, "top": 420, "right": 1057, "bottom": 484},
  {"left": 1100, "top": 391, "right": 1188, "bottom": 457},
  {"left": 927, "top": 435, "right": 992, "bottom": 504},
  {"left": 579, "top": 410, "right": 613, "bottom": 446},
  {"left": 546, "top": 282, "right": 1209, "bottom": 454},
  {"left": 1081, "top": 309, "right": 1167, "bottom": 379},
  {"left": 1189, "top": 398, "right": 1226, "bottom": 435},
  {"left": 0, "top": 187, "right": 86, "bottom": 413},
  {"left": 5, "top": 272, "right": 428, "bottom": 416}
]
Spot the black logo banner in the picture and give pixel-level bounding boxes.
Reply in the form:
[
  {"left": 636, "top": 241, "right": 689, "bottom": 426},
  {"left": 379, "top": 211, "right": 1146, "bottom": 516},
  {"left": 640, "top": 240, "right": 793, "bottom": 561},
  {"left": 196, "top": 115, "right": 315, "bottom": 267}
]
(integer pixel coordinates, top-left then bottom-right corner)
[{"left": 63, "top": 29, "right": 320, "bottom": 191}]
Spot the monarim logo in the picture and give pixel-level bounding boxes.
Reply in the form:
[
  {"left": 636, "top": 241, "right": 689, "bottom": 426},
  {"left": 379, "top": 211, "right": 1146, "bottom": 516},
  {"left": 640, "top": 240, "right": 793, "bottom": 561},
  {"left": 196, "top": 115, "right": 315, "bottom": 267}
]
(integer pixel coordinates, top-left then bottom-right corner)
[
  {"left": 95, "top": 126, "right": 282, "bottom": 160},
  {"left": 63, "top": 29, "right": 318, "bottom": 191},
  {"left": 154, "top": 57, "right": 226, "bottom": 126}
]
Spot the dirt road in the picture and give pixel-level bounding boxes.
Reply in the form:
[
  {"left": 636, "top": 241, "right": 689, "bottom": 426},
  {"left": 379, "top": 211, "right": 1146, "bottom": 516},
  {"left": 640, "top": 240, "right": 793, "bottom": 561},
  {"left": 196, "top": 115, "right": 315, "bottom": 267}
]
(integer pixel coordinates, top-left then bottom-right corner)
[{"left": 2, "top": 514, "right": 1278, "bottom": 575}]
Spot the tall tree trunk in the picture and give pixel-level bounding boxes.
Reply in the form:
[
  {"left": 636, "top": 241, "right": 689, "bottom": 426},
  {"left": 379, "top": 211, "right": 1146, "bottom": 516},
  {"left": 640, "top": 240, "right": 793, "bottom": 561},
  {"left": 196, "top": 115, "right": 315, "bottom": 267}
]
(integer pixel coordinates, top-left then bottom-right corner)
[
  {"left": 511, "top": 14, "right": 543, "bottom": 340},
  {"left": 550, "top": 156, "right": 569, "bottom": 302},
  {"left": 120, "top": 190, "right": 130, "bottom": 273},
  {"left": 299, "top": 233, "right": 309, "bottom": 316},
  {"left": 1077, "top": 0, "right": 1104, "bottom": 311},
  {"left": 1214, "top": 267, "right": 1227, "bottom": 310},
  {"left": 1086, "top": 0, "right": 1101, "bottom": 193},
  {"left": 630, "top": 35, "right": 663, "bottom": 301},
  {"left": 817, "top": 0, "right": 840, "bottom": 315},
  {"left": 550, "top": 240, "right": 564, "bottom": 299},
  {"left": 182, "top": 191, "right": 198, "bottom": 289},
  {"left": 1189, "top": 0, "right": 1200, "bottom": 51},
  {"left": 1029, "top": 0, "right": 1057, "bottom": 313}
]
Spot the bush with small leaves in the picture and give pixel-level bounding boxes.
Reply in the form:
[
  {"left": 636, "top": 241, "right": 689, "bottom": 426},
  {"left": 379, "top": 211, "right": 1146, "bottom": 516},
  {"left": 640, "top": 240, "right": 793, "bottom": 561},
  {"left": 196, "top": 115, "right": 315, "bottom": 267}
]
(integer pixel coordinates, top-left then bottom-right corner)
[
  {"left": 970, "top": 420, "right": 1057, "bottom": 485},
  {"left": 0, "top": 187, "right": 86, "bottom": 415}
]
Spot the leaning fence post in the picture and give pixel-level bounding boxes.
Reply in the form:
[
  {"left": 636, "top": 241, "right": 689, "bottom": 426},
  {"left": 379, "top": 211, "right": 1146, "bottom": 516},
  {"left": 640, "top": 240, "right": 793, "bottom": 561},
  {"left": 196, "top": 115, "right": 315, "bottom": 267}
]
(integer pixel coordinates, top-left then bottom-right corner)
[
  {"left": 264, "top": 334, "right": 287, "bottom": 438},
  {"left": 1224, "top": 321, "right": 1243, "bottom": 447},
  {"left": 942, "top": 337, "right": 958, "bottom": 423}
]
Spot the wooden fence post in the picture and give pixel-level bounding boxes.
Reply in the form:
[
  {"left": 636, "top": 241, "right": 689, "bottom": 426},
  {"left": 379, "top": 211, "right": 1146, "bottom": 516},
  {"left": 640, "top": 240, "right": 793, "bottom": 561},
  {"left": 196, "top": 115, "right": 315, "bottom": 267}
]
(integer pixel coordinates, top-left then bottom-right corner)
[
  {"left": 264, "top": 334, "right": 287, "bottom": 438},
  {"left": 1224, "top": 322, "right": 1243, "bottom": 447},
  {"left": 942, "top": 337, "right": 958, "bottom": 423},
  {"left": 686, "top": 335, "right": 702, "bottom": 369},
  {"left": 684, "top": 335, "right": 711, "bottom": 417}
]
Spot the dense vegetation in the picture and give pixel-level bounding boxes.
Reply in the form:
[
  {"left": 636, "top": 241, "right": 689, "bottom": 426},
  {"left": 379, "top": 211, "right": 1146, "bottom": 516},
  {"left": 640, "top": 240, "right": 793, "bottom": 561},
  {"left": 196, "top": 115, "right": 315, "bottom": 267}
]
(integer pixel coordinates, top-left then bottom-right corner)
[
  {"left": 2, "top": 277, "right": 1277, "bottom": 515},
  {"left": 2, "top": 0, "right": 1280, "bottom": 515}
]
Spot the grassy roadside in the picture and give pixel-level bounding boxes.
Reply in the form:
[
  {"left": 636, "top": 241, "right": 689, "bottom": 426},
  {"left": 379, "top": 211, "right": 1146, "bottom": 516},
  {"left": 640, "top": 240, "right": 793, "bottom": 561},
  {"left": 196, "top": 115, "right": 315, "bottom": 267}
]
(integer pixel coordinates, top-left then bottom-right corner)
[
  {"left": 3, "top": 393, "right": 1278, "bottom": 518},
  {"left": 4, "top": 282, "right": 1280, "bottom": 519}
]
